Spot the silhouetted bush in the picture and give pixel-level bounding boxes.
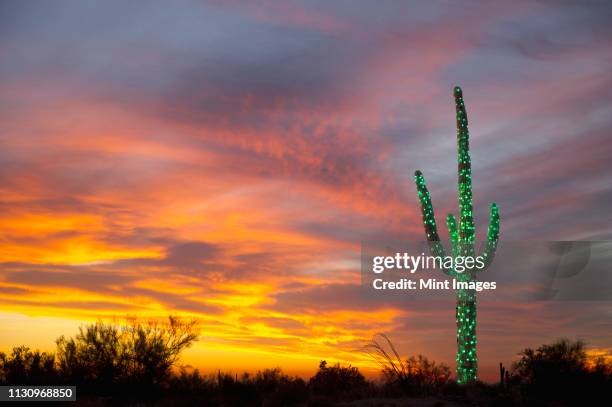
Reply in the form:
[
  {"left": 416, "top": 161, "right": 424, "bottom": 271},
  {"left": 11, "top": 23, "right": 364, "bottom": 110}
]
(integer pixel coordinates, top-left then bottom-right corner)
[
  {"left": 0, "top": 346, "right": 56, "bottom": 385},
  {"left": 125, "top": 316, "right": 199, "bottom": 386},
  {"left": 54, "top": 316, "right": 198, "bottom": 392},
  {"left": 512, "top": 338, "right": 612, "bottom": 405},
  {"left": 173, "top": 368, "right": 306, "bottom": 407},
  {"left": 253, "top": 368, "right": 307, "bottom": 406},
  {"left": 365, "top": 334, "right": 452, "bottom": 396},
  {"left": 215, "top": 371, "right": 259, "bottom": 407},
  {"left": 170, "top": 368, "right": 213, "bottom": 393},
  {"left": 2, "top": 331, "right": 611, "bottom": 406},
  {"left": 308, "top": 360, "right": 371, "bottom": 404},
  {"left": 55, "top": 321, "right": 123, "bottom": 387}
]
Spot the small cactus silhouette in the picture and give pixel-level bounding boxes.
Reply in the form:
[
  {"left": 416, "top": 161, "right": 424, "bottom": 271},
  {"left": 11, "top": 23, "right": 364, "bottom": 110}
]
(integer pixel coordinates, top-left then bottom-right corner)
[{"left": 413, "top": 86, "right": 500, "bottom": 384}]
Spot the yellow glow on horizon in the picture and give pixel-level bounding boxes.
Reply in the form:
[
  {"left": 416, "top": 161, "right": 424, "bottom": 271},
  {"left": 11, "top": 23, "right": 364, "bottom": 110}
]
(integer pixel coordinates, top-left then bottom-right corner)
[
  {"left": 0, "top": 311, "right": 383, "bottom": 379},
  {"left": 586, "top": 348, "right": 612, "bottom": 368},
  {"left": 0, "top": 235, "right": 162, "bottom": 265},
  {"left": 0, "top": 213, "right": 103, "bottom": 235}
]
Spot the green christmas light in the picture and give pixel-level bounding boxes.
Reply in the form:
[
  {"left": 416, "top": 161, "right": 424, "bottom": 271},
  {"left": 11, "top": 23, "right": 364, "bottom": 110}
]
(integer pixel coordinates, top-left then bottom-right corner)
[{"left": 413, "top": 86, "right": 501, "bottom": 384}]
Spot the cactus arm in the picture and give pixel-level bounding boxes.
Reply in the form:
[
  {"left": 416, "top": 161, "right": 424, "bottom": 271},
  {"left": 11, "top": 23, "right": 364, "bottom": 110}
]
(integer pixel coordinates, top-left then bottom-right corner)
[
  {"left": 479, "top": 203, "right": 500, "bottom": 269},
  {"left": 454, "top": 87, "right": 475, "bottom": 244},
  {"left": 486, "top": 203, "right": 500, "bottom": 242},
  {"left": 413, "top": 170, "right": 449, "bottom": 269},
  {"left": 414, "top": 170, "right": 441, "bottom": 242}
]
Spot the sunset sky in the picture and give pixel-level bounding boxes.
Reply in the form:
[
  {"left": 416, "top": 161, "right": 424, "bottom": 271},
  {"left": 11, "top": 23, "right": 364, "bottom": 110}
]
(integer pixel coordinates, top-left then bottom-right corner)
[{"left": 1, "top": 1, "right": 611, "bottom": 381}]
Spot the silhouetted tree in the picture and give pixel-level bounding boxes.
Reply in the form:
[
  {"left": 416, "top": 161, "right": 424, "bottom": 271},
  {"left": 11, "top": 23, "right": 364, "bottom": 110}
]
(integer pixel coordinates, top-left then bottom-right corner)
[
  {"left": 56, "top": 322, "right": 122, "bottom": 385},
  {"left": 124, "top": 315, "right": 198, "bottom": 385},
  {"left": 55, "top": 316, "right": 198, "bottom": 390}
]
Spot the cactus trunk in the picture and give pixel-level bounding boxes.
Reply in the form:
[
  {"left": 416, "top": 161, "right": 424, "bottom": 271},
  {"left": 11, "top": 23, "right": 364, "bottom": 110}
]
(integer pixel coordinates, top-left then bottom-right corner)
[
  {"left": 455, "top": 288, "right": 477, "bottom": 383},
  {"left": 413, "top": 86, "right": 500, "bottom": 384}
]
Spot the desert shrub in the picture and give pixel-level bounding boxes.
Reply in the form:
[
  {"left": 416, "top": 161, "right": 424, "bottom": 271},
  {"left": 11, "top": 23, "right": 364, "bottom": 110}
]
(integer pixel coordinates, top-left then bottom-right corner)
[
  {"left": 56, "top": 322, "right": 122, "bottom": 385},
  {"left": 365, "top": 334, "right": 452, "bottom": 396},
  {"left": 171, "top": 368, "right": 213, "bottom": 393},
  {"left": 512, "top": 338, "right": 612, "bottom": 404},
  {"left": 513, "top": 338, "right": 587, "bottom": 386},
  {"left": 404, "top": 355, "right": 452, "bottom": 388},
  {"left": 55, "top": 316, "right": 198, "bottom": 390},
  {"left": 253, "top": 368, "right": 307, "bottom": 406},
  {"left": 0, "top": 346, "right": 56, "bottom": 385},
  {"left": 202, "top": 368, "right": 307, "bottom": 407},
  {"left": 123, "top": 316, "right": 198, "bottom": 385},
  {"left": 308, "top": 360, "right": 370, "bottom": 403},
  {"left": 214, "top": 371, "right": 259, "bottom": 407}
]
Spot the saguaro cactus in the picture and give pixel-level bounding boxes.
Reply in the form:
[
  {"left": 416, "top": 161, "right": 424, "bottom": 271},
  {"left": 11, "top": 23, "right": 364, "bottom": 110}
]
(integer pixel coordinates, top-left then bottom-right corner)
[{"left": 413, "top": 86, "right": 500, "bottom": 383}]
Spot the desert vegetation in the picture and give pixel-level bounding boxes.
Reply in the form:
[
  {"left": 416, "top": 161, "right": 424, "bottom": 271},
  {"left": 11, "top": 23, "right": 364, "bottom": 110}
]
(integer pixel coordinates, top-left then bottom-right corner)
[{"left": 1, "top": 319, "right": 610, "bottom": 406}]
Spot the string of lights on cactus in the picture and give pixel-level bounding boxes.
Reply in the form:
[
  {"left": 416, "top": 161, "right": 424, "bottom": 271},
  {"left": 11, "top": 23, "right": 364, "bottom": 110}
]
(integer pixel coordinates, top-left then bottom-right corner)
[{"left": 413, "top": 86, "right": 501, "bottom": 384}]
